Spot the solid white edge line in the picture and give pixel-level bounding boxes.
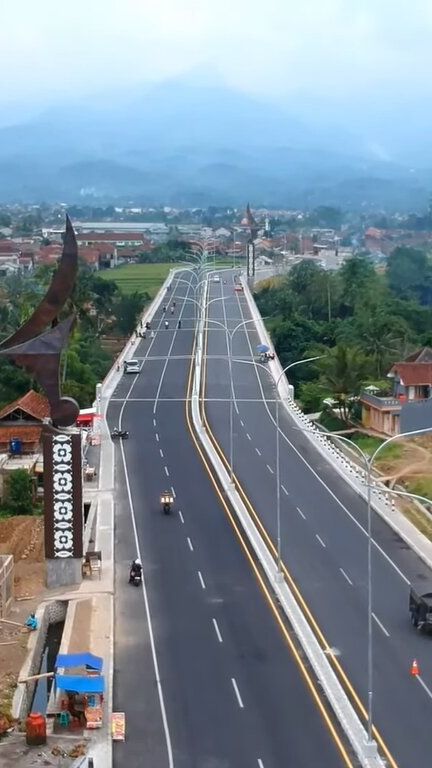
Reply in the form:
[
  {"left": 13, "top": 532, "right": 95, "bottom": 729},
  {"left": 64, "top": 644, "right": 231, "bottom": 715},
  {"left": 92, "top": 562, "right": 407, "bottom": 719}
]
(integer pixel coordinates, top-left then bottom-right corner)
[
  {"left": 198, "top": 571, "right": 206, "bottom": 589},
  {"left": 339, "top": 568, "right": 353, "bottom": 586},
  {"left": 164, "top": 466, "right": 170, "bottom": 476},
  {"left": 417, "top": 676, "right": 432, "bottom": 700},
  {"left": 119, "top": 411, "right": 173, "bottom": 766},
  {"left": 187, "top": 536, "right": 194, "bottom": 552},
  {"left": 178, "top": 510, "right": 185, "bottom": 524},
  {"left": 255, "top": 447, "right": 262, "bottom": 456},
  {"left": 316, "top": 534, "right": 326, "bottom": 548},
  {"left": 266, "top": 464, "right": 274, "bottom": 474},
  {"left": 212, "top": 618, "right": 223, "bottom": 642},
  {"left": 234, "top": 292, "right": 411, "bottom": 586},
  {"left": 231, "top": 677, "right": 244, "bottom": 708},
  {"left": 297, "top": 506, "right": 306, "bottom": 520},
  {"left": 372, "top": 612, "right": 390, "bottom": 637}
]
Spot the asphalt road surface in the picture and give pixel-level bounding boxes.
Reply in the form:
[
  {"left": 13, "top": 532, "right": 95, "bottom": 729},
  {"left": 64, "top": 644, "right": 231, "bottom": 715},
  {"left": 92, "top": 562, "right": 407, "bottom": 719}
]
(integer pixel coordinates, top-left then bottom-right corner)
[
  {"left": 203, "top": 272, "right": 432, "bottom": 768},
  {"left": 110, "top": 272, "right": 353, "bottom": 768}
]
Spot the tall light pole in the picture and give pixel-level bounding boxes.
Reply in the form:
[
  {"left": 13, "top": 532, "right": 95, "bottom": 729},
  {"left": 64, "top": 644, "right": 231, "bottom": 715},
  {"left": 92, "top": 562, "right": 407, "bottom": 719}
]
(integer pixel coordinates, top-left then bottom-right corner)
[
  {"left": 232, "top": 355, "right": 323, "bottom": 576},
  {"left": 291, "top": 422, "right": 432, "bottom": 746},
  {"left": 202, "top": 316, "right": 260, "bottom": 483},
  {"left": 274, "top": 357, "right": 324, "bottom": 574}
]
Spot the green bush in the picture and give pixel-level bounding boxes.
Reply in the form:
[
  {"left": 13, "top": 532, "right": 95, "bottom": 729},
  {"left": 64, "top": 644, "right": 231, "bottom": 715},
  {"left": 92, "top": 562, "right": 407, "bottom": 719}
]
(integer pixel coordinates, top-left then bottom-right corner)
[{"left": 2, "top": 469, "right": 34, "bottom": 516}]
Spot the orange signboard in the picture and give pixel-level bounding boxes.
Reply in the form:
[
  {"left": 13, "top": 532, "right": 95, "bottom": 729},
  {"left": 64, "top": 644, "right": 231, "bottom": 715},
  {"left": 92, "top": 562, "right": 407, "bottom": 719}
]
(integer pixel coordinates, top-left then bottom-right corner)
[{"left": 111, "top": 712, "right": 125, "bottom": 741}]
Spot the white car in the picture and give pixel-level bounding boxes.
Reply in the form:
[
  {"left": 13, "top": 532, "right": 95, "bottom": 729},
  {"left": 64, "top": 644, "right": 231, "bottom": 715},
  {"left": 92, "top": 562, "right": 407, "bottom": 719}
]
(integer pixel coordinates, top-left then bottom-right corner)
[
  {"left": 123, "top": 359, "right": 140, "bottom": 374},
  {"left": 213, "top": 275, "right": 220, "bottom": 283}
]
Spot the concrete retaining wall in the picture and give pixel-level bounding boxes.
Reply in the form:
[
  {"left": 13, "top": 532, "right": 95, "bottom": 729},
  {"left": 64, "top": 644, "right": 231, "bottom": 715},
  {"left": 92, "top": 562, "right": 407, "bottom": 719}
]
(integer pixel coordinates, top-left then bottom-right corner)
[
  {"left": 0, "top": 553, "right": 13, "bottom": 617},
  {"left": 12, "top": 599, "right": 67, "bottom": 721}
]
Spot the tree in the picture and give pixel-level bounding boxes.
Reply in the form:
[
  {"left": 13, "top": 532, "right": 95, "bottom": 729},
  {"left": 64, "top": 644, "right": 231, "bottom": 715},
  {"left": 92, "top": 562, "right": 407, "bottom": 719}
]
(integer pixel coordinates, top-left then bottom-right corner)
[
  {"left": 318, "top": 345, "right": 369, "bottom": 422},
  {"left": 338, "top": 254, "right": 377, "bottom": 315},
  {"left": 298, "top": 381, "right": 327, "bottom": 413},
  {"left": 114, "top": 291, "right": 146, "bottom": 335},
  {"left": 3, "top": 469, "right": 34, "bottom": 515},
  {"left": 387, "top": 247, "right": 432, "bottom": 305}
]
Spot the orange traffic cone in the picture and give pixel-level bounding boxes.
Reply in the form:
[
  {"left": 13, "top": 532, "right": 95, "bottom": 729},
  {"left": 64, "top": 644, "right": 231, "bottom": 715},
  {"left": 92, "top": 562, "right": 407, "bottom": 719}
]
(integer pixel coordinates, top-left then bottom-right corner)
[{"left": 411, "top": 659, "right": 420, "bottom": 676}]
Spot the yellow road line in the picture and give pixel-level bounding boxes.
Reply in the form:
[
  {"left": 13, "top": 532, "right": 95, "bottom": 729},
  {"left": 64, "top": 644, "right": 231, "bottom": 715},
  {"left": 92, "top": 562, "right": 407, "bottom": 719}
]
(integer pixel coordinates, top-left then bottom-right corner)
[
  {"left": 198, "top": 300, "right": 399, "bottom": 768},
  {"left": 185, "top": 319, "right": 355, "bottom": 768}
]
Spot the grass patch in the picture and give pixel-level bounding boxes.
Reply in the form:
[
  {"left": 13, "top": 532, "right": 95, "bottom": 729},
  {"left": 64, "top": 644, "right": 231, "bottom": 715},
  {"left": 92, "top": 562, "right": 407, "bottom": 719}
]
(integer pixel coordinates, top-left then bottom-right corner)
[
  {"left": 349, "top": 434, "right": 403, "bottom": 461},
  {"left": 400, "top": 500, "right": 432, "bottom": 541},
  {"left": 100, "top": 263, "right": 173, "bottom": 297},
  {"left": 318, "top": 410, "right": 346, "bottom": 432},
  {"left": 405, "top": 476, "right": 432, "bottom": 502}
]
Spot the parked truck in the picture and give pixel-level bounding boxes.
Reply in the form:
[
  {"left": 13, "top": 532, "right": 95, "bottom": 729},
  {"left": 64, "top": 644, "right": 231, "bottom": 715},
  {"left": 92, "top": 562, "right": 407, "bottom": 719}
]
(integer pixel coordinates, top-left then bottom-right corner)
[{"left": 409, "top": 585, "right": 432, "bottom": 631}]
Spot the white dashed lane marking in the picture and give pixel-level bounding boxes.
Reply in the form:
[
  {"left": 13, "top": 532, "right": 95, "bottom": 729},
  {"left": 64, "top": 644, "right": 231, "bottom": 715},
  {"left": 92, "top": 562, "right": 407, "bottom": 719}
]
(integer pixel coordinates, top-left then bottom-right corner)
[
  {"left": 153, "top": 418, "right": 156, "bottom": 427},
  {"left": 266, "top": 464, "right": 274, "bottom": 474},
  {"left": 255, "top": 448, "right": 262, "bottom": 456},
  {"left": 281, "top": 485, "right": 289, "bottom": 495},
  {"left": 159, "top": 448, "right": 164, "bottom": 458},
  {"left": 296, "top": 506, "right": 306, "bottom": 519},
  {"left": 187, "top": 537, "right": 194, "bottom": 552},
  {"left": 164, "top": 466, "right": 170, "bottom": 477},
  {"left": 155, "top": 433, "right": 159, "bottom": 442},
  {"left": 316, "top": 534, "right": 326, "bottom": 548},
  {"left": 171, "top": 486, "right": 176, "bottom": 498},
  {"left": 246, "top": 433, "right": 251, "bottom": 440},
  {"left": 231, "top": 678, "right": 244, "bottom": 709},
  {"left": 372, "top": 612, "right": 390, "bottom": 637},
  {"left": 212, "top": 618, "right": 223, "bottom": 643},
  {"left": 339, "top": 568, "right": 353, "bottom": 585},
  {"left": 198, "top": 571, "right": 206, "bottom": 589},
  {"left": 178, "top": 510, "right": 184, "bottom": 524},
  {"left": 240, "top": 420, "right": 244, "bottom": 427}
]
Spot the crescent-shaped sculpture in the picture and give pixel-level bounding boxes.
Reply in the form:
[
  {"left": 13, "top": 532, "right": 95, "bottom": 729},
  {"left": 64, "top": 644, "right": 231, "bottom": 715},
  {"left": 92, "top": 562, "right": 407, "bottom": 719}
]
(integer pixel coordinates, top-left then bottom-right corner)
[
  {"left": 0, "top": 216, "right": 80, "bottom": 428},
  {"left": 0, "top": 215, "right": 78, "bottom": 348}
]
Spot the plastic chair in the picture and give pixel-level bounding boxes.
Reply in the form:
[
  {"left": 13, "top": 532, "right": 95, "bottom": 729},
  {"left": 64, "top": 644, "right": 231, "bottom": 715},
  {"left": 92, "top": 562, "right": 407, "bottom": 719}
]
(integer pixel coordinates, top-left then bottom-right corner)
[{"left": 57, "top": 711, "right": 70, "bottom": 728}]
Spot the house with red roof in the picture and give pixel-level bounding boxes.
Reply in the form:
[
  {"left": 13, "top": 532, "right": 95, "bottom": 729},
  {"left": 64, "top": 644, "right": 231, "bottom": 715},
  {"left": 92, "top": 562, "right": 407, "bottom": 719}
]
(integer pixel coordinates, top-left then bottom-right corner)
[
  {"left": 360, "top": 348, "right": 432, "bottom": 436},
  {"left": 0, "top": 390, "right": 50, "bottom": 454}
]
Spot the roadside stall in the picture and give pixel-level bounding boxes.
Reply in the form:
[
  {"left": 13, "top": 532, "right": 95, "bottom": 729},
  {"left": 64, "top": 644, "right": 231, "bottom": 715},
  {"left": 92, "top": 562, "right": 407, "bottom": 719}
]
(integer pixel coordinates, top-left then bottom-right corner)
[{"left": 51, "top": 652, "right": 105, "bottom": 731}]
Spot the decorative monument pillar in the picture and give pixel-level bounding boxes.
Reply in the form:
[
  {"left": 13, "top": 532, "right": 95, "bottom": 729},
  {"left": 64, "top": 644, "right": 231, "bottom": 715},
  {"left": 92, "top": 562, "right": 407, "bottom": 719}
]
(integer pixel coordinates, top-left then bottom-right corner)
[
  {"left": 0, "top": 217, "right": 83, "bottom": 588},
  {"left": 241, "top": 203, "right": 259, "bottom": 279}
]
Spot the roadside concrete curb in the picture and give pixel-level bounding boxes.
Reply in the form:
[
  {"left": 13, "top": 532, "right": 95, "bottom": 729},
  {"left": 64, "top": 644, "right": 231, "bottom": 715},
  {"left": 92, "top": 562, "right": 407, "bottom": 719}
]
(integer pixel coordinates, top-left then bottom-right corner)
[
  {"left": 92, "top": 267, "right": 179, "bottom": 767},
  {"left": 241, "top": 275, "right": 432, "bottom": 575},
  {"left": 192, "top": 278, "right": 384, "bottom": 768}
]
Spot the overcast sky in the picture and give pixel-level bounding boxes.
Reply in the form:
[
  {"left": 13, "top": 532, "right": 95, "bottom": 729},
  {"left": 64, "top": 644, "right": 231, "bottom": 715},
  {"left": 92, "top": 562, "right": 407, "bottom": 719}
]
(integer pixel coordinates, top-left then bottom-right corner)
[{"left": 2, "top": 0, "right": 432, "bottom": 116}]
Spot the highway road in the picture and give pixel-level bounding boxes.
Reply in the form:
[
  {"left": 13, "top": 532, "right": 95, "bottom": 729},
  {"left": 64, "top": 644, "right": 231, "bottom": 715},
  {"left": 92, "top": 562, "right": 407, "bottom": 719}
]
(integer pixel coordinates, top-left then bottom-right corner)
[
  {"left": 109, "top": 272, "right": 354, "bottom": 767},
  {"left": 203, "top": 273, "right": 432, "bottom": 768}
]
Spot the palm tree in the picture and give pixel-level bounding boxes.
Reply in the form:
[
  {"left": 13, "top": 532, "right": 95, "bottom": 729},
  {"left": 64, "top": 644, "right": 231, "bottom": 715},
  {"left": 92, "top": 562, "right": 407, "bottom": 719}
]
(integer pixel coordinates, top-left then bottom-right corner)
[{"left": 319, "top": 345, "right": 368, "bottom": 422}]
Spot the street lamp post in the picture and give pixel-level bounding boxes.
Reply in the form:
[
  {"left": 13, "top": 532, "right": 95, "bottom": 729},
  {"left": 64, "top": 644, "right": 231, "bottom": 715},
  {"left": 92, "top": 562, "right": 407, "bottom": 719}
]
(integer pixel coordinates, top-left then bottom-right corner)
[
  {"left": 291, "top": 422, "right": 432, "bottom": 746},
  {"left": 203, "top": 316, "right": 262, "bottom": 483},
  {"left": 233, "top": 356, "right": 323, "bottom": 575}
]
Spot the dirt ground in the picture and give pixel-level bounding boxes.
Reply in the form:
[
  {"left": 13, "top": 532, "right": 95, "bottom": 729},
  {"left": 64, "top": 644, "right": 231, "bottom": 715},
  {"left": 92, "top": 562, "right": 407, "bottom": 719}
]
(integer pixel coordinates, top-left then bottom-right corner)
[
  {"left": 377, "top": 437, "right": 432, "bottom": 486},
  {"left": 0, "top": 516, "right": 46, "bottom": 727}
]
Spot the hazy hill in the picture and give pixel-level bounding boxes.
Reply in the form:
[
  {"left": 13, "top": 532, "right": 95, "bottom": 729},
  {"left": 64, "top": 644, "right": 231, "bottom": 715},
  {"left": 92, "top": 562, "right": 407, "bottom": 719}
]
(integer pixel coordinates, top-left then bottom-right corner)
[{"left": 0, "top": 74, "right": 430, "bottom": 209}]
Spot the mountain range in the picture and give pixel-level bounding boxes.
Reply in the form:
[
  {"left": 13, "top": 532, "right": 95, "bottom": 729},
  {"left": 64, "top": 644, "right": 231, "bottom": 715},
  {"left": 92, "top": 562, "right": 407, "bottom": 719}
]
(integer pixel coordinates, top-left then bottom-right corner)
[{"left": 0, "top": 73, "right": 430, "bottom": 210}]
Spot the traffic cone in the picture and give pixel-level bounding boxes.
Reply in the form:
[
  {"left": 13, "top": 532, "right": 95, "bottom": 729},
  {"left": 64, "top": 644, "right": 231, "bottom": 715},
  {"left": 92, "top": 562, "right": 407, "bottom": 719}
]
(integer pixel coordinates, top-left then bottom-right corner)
[{"left": 411, "top": 659, "right": 420, "bottom": 676}]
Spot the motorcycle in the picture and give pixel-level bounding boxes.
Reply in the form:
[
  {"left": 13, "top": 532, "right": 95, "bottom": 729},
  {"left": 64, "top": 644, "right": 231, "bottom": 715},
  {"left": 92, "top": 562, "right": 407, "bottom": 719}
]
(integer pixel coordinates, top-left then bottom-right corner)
[
  {"left": 129, "top": 569, "right": 142, "bottom": 586},
  {"left": 161, "top": 492, "right": 174, "bottom": 515},
  {"left": 111, "top": 428, "right": 129, "bottom": 439}
]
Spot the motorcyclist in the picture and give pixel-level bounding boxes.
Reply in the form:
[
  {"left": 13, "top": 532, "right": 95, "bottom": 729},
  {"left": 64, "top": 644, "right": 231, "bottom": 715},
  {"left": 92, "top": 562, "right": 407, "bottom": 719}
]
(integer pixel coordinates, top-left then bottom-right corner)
[
  {"left": 164, "top": 320, "right": 169, "bottom": 329},
  {"left": 177, "top": 319, "right": 181, "bottom": 329},
  {"left": 130, "top": 558, "right": 142, "bottom": 581}
]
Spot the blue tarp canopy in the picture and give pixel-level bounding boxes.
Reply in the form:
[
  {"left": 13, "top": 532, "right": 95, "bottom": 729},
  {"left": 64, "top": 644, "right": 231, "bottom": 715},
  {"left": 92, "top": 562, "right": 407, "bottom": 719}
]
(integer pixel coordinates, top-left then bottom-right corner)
[
  {"left": 55, "top": 674, "right": 105, "bottom": 694},
  {"left": 55, "top": 653, "right": 103, "bottom": 672},
  {"left": 257, "top": 344, "right": 270, "bottom": 353}
]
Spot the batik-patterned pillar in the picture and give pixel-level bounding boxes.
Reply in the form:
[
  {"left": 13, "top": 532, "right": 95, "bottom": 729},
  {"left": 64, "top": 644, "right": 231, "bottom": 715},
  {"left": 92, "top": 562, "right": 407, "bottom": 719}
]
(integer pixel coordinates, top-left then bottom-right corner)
[
  {"left": 247, "top": 240, "right": 256, "bottom": 278},
  {"left": 43, "top": 430, "right": 83, "bottom": 588}
]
